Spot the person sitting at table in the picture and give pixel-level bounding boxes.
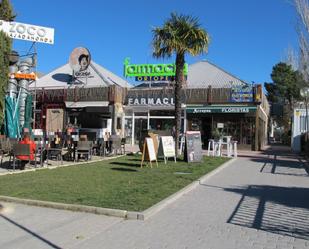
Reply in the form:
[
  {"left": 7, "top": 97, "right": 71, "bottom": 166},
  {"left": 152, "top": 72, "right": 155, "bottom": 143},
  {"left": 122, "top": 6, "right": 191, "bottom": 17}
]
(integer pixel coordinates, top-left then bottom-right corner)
[{"left": 16, "top": 132, "right": 36, "bottom": 170}]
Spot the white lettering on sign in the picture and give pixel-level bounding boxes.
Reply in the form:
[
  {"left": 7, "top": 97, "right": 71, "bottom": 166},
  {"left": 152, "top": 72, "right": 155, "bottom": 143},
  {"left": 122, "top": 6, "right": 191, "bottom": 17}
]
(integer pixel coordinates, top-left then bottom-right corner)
[
  {"left": 0, "top": 20, "right": 54, "bottom": 44},
  {"left": 193, "top": 109, "right": 211, "bottom": 113},
  {"left": 191, "top": 107, "right": 251, "bottom": 113},
  {"left": 127, "top": 97, "right": 174, "bottom": 106},
  {"left": 222, "top": 107, "right": 249, "bottom": 113},
  {"left": 148, "top": 98, "right": 154, "bottom": 105},
  {"left": 133, "top": 99, "right": 139, "bottom": 105},
  {"left": 155, "top": 98, "right": 162, "bottom": 105},
  {"left": 140, "top": 98, "right": 146, "bottom": 105}
]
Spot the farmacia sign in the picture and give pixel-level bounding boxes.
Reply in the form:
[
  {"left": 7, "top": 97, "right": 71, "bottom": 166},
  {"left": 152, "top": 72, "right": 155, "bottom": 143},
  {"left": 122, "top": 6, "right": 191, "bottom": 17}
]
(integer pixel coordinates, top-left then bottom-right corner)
[
  {"left": 128, "top": 97, "right": 174, "bottom": 106},
  {"left": 124, "top": 58, "right": 188, "bottom": 79}
]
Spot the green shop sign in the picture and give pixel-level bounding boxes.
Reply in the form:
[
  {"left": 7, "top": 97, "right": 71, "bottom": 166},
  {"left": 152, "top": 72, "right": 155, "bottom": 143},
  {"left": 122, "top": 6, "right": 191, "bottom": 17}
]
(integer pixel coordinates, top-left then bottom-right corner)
[
  {"left": 124, "top": 57, "right": 188, "bottom": 78},
  {"left": 186, "top": 106, "right": 257, "bottom": 114}
]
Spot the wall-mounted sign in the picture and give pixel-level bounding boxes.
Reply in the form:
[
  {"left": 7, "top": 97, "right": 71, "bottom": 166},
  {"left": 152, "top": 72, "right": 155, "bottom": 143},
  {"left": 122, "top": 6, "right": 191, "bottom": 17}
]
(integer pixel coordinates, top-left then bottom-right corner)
[
  {"left": 10, "top": 73, "right": 36, "bottom": 80},
  {"left": 69, "top": 47, "right": 91, "bottom": 78},
  {"left": 128, "top": 97, "right": 174, "bottom": 106},
  {"left": 217, "top": 123, "right": 224, "bottom": 128},
  {"left": 254, "top": 84, "right": 262, "bottom": 103},
  {"left": 186, "top": 105, "right": 257, "bottom": 114},
  {"left": 0, "top": 20, "right": 54, "bottom": 44},
  {"left": 231, "top": 84, "right": 253, "bottom": 102},
  {"left": 124, "top": 57, "right": 188, "bottom": 79},
  {"left": 135, "top": 75, "right": 187, "bottom": 82}
]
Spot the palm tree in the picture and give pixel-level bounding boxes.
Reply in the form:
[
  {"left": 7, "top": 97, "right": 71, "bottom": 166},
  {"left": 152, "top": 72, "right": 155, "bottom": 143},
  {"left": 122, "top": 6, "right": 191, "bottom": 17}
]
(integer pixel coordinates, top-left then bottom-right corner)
[{"left": 152, "top": 13, "right": 210, "bottom": 156}]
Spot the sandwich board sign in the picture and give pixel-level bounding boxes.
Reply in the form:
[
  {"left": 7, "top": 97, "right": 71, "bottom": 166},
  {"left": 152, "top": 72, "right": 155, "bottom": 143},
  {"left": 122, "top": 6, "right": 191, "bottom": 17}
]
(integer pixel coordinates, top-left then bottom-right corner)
[
  {"left": 158, "top": 136, "right": 176, "bottom": 164},
  {"left": 141, "top": 137, "right": 158, "bottom": 168},
  {"left": 184, "top": 131, "right": 203, "bottom": 163}
]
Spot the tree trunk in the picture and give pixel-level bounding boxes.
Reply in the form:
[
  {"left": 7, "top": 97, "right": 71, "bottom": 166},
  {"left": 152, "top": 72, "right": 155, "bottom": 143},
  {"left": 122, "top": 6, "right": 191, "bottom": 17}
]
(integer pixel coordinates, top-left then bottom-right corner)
[{"left": 174, "top": 53, "right": 185, "bottom": 156}]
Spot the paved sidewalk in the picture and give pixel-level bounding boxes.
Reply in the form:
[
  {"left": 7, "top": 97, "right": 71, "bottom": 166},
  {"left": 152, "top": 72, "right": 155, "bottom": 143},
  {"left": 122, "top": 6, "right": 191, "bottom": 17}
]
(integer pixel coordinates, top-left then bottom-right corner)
[{"left": 0, "top": 145, "right": 309, "bottom": 249}]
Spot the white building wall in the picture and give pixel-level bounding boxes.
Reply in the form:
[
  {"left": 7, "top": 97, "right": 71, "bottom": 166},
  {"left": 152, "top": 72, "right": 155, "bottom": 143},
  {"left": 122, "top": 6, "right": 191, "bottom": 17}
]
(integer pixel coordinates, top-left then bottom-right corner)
[{"left": 292, "top": 109, "right": 307, "bottom": 152}]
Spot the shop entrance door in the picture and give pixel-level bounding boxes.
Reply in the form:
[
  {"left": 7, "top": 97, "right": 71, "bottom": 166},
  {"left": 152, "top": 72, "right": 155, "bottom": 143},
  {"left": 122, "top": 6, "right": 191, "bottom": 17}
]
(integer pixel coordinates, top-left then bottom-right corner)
[
  {"left": 134, "top": 118, "right": 148, "bottom": 146},
  {"left": 201, "top": 117, "right": 212, "bottom": 149}
]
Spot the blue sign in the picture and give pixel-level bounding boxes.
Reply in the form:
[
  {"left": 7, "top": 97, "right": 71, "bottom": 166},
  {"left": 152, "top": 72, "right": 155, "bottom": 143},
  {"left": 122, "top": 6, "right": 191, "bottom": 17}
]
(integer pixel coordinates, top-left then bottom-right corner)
[{"left": 231, "top": 84, "right": 253, "bottom": 102}]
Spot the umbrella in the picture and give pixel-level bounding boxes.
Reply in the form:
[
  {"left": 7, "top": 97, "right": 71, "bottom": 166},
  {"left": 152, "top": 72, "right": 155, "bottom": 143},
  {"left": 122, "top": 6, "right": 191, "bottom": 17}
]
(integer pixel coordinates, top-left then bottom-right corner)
[
  {"left": 23, "top": 94, "right": 33, "bottom": 134},
  {"left": 4, "top": 95, "right": 20, "bottom": 138}
]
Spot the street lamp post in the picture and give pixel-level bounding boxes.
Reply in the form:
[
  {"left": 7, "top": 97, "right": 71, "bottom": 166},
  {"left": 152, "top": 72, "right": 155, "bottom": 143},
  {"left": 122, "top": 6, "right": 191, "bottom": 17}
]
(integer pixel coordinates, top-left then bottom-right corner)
[{"left": 300, "top": 87, "right": 309, "bottom": 142}]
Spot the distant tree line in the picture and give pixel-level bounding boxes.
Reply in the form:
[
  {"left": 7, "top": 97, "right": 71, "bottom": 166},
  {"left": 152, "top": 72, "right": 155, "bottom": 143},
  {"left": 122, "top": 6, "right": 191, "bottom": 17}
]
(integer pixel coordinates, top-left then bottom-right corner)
[{"left": 0, "top": 0, "right": 15, "bottom": 125}]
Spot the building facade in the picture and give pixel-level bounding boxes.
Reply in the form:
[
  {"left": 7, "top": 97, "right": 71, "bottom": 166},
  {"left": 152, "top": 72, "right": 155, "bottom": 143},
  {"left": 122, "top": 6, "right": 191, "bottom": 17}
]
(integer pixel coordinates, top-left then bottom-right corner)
[
  {"left": 124, "top": 61, "right": 269, "bottom": 151},
  {"left": 292, "top": 107, "right": 308, "bottom": 152},
  {"left": 31, "top": 54, "right": 130, "bottom": 136}
]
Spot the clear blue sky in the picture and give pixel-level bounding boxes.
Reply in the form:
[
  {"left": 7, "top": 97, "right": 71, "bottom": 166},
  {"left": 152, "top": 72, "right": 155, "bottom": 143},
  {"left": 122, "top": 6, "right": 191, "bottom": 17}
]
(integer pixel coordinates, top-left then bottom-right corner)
[{"left": 10, "top": 0, "right": 299, "bottom": 85}]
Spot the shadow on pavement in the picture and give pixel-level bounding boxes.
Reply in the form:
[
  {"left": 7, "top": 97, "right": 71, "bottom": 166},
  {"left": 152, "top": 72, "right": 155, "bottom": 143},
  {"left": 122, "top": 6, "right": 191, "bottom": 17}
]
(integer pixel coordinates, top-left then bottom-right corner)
[
  {"left": 225, "top": 185, "right": 309, "bottom": 240},
  {"left": 0, "top": 213, "right": 62, "bottom": 248},
  {"left": 248, "top": 145, "right": 309, "bottom": 177}
]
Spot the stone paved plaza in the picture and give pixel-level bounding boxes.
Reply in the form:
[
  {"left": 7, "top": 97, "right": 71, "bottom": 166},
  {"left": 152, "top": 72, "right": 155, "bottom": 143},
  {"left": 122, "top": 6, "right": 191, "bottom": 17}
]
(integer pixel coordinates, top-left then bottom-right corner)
[{"left": 0, "top": 145, "right": 308, "bottom": 249}]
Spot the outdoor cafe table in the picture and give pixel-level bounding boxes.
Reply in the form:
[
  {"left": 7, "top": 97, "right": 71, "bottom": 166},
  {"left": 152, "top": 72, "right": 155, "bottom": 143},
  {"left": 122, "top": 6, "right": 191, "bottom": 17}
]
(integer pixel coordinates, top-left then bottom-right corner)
[{"left": 46, "top": 147, "right": 63, "bottom": 165}]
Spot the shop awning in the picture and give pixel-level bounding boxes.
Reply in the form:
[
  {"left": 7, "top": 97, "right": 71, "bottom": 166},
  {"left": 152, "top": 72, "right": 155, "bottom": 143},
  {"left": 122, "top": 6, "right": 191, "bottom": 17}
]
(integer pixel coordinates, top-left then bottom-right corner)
[
  {"left": 186, "top": 105, "right": 257, "bottom": 114},
  {"left": 65, "top": 101, "right": 109, "bottom": 108}
]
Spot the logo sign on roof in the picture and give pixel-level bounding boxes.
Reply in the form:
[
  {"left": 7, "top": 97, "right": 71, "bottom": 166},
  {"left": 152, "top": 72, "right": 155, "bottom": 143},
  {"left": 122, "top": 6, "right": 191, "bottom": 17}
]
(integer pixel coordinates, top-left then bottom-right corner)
[
  {"left": 231, "top": 84, "right": 253, "bottom": 102},
  {"left": 0, "top": 20, "right": 54, "bottom": 44},
  {"left": 69, "top": 47, "right": 91, "bottom": 78},
  {"left": 124, "top": 58, "right": 188, "bottom": 80}
]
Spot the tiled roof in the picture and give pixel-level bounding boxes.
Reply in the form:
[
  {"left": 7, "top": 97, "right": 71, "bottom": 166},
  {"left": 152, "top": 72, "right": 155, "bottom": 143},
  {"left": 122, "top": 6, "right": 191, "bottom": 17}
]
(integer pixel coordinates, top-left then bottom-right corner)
[
  {"left": 132, "top": 60, "right": 249, "bottom": 89},
  {"left": 30, "top": 61, "right": 131, "bottom": 89},
  {"left": 187, "top": 60, "right": 248, "bottom": 88}
]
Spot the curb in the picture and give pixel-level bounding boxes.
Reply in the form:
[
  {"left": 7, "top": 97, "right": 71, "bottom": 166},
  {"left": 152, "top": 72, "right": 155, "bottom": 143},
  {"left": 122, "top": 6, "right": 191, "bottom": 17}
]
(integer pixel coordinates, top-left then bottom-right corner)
[
  {"left": 0, "top": 155, "right": 125, "bottom": 176},
  {"left": 0, "top": 157, "right": 237, "bottom": 221},
  {"left": 0, "top": 196, "right": 128, "bottom": 218}
]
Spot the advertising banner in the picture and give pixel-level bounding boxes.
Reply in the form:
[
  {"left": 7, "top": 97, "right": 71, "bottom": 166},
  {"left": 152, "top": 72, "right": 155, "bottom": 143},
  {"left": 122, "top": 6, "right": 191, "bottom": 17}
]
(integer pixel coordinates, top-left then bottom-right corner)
[{"left": 0, "top": 20, "right": 54, "bottom": 44}]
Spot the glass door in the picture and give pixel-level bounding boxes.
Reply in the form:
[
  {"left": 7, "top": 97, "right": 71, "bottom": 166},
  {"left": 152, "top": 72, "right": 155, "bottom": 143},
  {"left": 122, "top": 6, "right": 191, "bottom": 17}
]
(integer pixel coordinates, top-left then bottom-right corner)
[{"left": 134, "top": 118, "right": 148, "bottom": 146}]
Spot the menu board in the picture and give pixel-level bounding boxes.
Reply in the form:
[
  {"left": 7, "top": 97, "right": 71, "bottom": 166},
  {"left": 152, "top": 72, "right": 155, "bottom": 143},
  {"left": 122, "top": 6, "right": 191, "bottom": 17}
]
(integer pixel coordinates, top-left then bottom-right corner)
[
  {"left": 145, "top": 137, "right": 156, "bottom": 161},
  {"left": 141, "top": 137, "right": 158, "bottom": 168},
  {"left": 184, "top": 131, "right": 203, "bottom": 163},
  {"left": 158, "top": 136, "right": 176, "bottom": 164}
]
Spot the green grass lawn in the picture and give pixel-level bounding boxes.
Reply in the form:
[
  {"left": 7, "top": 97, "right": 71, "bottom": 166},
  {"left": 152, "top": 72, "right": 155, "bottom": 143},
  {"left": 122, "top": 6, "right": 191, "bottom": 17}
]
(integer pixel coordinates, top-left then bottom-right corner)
[{"left": 0, "top": 155, "right": 229, "bottom": 211}]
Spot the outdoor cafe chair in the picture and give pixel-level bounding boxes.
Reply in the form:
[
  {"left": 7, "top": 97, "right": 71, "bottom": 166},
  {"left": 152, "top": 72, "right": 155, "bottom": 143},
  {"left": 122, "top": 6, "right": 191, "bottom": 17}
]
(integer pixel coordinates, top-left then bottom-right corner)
[
  {"left": 97, "top": 138, "right": 107, "bottom": 157},
  {"left": 46, "top": 140, "right": 64, "bottom": 165},
  {"left": 109, "top": 136, "right": 122, "bottom": 155},
  {"left": 75, "top": 141, "right": 91, "bottom": 162},
  {"left": 12, "top": 143, "right": 32, "bottom": 170}
]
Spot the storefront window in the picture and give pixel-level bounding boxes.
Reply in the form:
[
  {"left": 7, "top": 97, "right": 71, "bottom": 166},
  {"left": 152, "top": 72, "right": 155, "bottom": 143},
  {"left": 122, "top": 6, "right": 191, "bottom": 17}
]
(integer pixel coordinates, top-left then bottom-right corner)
[
  {"left": 213, "top": 116, "right": 254, "bottom": 145},
  {"left": 149, "top": 119, "right": 174, "bottom": 131},
  {"left": 150, "top": 110, "right": 175, "bottom": 116}
]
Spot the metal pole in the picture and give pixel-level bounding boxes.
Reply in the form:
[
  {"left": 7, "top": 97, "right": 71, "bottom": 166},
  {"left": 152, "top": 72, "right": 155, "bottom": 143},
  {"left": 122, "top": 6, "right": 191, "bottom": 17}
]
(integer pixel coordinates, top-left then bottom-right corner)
[
  {"left": 305, "top": 96, "right": 309, "bottom": 142},
  {"left": 33, "top": 42, "right": 37, "bottom": 129}
]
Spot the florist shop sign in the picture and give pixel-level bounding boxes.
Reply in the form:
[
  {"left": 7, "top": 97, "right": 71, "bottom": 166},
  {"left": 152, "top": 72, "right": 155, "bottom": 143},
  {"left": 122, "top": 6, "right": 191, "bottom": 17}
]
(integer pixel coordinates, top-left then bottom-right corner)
[{"left": 186, "top": 106, "right": 257, "bottom": 114}]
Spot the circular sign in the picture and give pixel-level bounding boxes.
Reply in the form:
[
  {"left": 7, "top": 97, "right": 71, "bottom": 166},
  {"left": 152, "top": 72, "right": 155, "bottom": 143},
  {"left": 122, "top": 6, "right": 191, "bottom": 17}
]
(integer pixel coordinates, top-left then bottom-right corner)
[{"left": 69, "top": 47, "right": 91, "bottom": 72}]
